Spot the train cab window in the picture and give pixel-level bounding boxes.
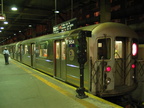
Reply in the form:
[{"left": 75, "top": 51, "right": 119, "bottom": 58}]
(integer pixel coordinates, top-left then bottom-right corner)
[
  {"left": 39, "top": 43, "right": 48, "bottom": 58},
  {"left": 97, "top": 38, "right": 111, "bottom": 60}
]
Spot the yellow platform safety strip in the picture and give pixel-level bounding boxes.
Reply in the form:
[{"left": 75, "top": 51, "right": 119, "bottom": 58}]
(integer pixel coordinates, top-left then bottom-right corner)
[{"left": 11, "top": 60, "right": 123, "bottom": 108}]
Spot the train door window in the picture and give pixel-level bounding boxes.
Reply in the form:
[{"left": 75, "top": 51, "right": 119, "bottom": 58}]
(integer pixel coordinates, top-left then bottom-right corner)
[
  {"left": 56, "top": 42, "right": 60, "bottom": 59},
  {"left": 26, "top": 45, "right": 31, "bottom": 55},
  {"left": 39, "top": 42, "right": 48, "bottom": 58},
  {"left": 24, "top": 45, "right": 28, "bottom": 54},
  {"left": 97, "top": 38, "right": 111, "bottom": 60},
  {"left": 61, "top": 41, "right": 66, "bottom": 60},
  {"left": 115, "top": 41, "right": 122, "bottom": 58}
]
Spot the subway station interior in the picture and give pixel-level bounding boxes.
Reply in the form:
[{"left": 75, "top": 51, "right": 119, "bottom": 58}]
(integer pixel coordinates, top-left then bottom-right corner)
[{"left": 0, "top": 0, "right": 144, "bottom": 108}]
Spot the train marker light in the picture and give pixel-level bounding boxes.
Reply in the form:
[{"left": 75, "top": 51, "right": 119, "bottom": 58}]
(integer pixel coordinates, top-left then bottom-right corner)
[
  {"left": 105, "top": 66, "right": 111, "bottom": 72},
  {"left": 132, "top": 43, "right": 138, "bottom": 56},
  {"left": 131, "top": 64, "right": 136, "bottom": 69},
  {"left": 106, "top": 77, "right": 111, "bottom": 84}
]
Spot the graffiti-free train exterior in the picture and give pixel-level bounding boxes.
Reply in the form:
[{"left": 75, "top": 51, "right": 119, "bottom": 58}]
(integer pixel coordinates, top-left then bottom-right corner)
[{"left": 1, "top": 22, "right": 138, "bottom": 97}]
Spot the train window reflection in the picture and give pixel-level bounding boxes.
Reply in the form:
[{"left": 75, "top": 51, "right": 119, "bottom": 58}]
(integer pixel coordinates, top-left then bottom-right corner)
[
  {"left": 97, "top": 38, "right": 111, "bottom": 59},
  {"left": 115, "top": 41, "right": 122, "bottom": 58}
]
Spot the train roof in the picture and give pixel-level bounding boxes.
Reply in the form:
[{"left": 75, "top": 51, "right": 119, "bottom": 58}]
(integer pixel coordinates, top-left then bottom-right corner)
[
  {"left": 7, "top": 22, "right": 138, "bottom": 45},
  {"left": 92, "top": 22, "right": 138, "bottom": 38}
]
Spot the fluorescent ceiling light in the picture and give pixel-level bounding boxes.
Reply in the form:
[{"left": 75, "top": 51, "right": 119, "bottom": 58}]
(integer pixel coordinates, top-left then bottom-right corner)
[
  {"left": 11, "top": 7, "right": 18, "bottom": 11},
  {"left": 54, "top": 11, "right": 59, "bottom": 13},
  {"left": 4, "top": 21, "right": 8, "bottom": 24},
  {"left": 0, "top": 27, "right": 4, "bottom": 29}
]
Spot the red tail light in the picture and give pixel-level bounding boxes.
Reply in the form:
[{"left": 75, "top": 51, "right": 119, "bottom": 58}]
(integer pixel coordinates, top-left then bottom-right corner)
[
  {"left": 131, "top": 64, "right": 136, "bottom": 69},
  {"left": 105, "top": 66, "right": 111, "bottom": 72}
]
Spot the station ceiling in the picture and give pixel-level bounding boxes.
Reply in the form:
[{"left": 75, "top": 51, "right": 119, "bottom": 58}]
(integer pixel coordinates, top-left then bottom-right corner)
[{"left": 0, "top": 0, "right": 90, "bottom": 40}]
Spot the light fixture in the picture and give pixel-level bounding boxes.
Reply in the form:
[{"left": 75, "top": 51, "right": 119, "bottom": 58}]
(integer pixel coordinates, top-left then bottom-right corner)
[
  {"left": 0, "top": 27, "right": 4, "bottom": 29},
  {"left": 0, "top": 16, "right": 5, "bottom": 20},
  {"left": 19, "top": 31, "right": 21, "bottom": 32},
  {"left": 54, "top": 10, "right": 59, "bottom": 13},
  {"left": 28, "top": 24, "right": 32, "bottom": 27},
  {"left": 11, "top": 7, "right": 18, "bottom": 11},
  {"left": 4, "top": 21, "right": 8, "bottom": 24}
]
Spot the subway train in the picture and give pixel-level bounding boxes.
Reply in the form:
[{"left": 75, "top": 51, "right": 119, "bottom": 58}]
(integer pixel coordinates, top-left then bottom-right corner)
[{"left": 0, "top": 22, "right": 139, "bottom": 97}]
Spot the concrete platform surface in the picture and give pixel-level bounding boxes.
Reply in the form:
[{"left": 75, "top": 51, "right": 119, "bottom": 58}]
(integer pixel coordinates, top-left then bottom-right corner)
[{"left": 0, "top": 54, "right": 122, "bottom": 108}]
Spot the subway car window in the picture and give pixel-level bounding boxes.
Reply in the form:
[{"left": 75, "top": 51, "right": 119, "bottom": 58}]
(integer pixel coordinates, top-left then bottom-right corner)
[
  {"left": 97, "top": 38, "right": 111, "bottom": 60},
  {"left": 39, "top": 43, "right": 48, "bottom": 58},
  {"left": 28, "top": 45, "right": 31, "bottom": 55},
  {"left": 35, "top": 45, "right": 39, "bottom": 57}
]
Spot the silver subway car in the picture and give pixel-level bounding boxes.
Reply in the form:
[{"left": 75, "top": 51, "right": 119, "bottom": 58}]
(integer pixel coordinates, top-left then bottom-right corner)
[{"left": 1, "top": 22, "right": 138, "bottom": 97}]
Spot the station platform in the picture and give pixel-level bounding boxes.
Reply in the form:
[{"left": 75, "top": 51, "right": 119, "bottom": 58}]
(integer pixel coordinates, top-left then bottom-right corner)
[{"left": 0, "top": 54, "right": 123, "bottom": 108}]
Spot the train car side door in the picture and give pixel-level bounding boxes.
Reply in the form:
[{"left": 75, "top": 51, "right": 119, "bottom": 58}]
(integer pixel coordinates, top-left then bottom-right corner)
[{"left": 55, "top": 40, "right": 66, "bottom": 81}]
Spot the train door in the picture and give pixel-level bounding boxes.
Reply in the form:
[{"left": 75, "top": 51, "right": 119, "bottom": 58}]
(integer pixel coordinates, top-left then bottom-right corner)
[
  {"left": 114, "top": 37, "right": 127, "bottom": 86},
  {"left": 31, "top": 43, "right": 36, "bottom": 67},
  {"left": 55, "top": 40, "right": 66, "bottom": 81}
]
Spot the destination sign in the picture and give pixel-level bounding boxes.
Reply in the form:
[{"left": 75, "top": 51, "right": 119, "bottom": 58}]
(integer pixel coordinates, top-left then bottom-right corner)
[{"left": 53, "top": 18, "right": 77, "bottom": 33}]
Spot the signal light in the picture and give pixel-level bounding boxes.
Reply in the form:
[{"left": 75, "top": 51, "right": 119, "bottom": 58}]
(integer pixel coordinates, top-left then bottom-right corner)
[{"left": 105, "top": 66, "right": 111, "bottom": 72}]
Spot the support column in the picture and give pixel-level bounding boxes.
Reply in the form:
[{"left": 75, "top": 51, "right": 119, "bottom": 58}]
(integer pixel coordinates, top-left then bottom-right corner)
[{"left": 100, "top": 0, "right": 111, "bottom": 23}]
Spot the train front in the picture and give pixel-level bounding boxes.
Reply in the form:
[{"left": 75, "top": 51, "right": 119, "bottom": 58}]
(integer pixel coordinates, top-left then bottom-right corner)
[{"left": 89, "top": 22, "right": 138, "bottom": 97}]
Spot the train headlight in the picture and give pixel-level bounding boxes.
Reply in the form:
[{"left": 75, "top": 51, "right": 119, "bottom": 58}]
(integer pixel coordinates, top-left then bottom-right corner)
[
  {"left": 105, "top": 66, "right": 111, "bottom": 72},
  {"left": 106, "top": 77, "right": 111, "bottom": 84},
  {"left": 132, "top": 43, "right": 138, "bottom": 56}
]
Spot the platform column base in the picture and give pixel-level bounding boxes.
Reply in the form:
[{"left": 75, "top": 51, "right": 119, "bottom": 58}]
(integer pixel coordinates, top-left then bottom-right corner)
[{"left": 76, "top": 87, "right": 88, "bottom": 99}]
